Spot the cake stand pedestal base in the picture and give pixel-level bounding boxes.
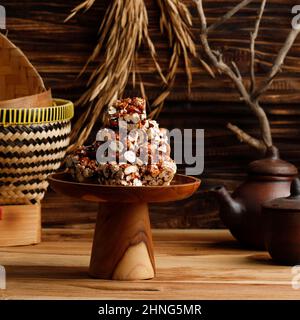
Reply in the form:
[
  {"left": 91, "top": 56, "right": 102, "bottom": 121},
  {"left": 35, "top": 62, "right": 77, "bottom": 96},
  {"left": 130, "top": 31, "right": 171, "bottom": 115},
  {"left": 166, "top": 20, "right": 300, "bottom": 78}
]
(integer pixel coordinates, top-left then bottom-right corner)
[
  {"left": 89, "top": 202, "right": 155, "bottom": 280},
  {"left": 49, "top": 172, "right": 201, "bottom": 281}
]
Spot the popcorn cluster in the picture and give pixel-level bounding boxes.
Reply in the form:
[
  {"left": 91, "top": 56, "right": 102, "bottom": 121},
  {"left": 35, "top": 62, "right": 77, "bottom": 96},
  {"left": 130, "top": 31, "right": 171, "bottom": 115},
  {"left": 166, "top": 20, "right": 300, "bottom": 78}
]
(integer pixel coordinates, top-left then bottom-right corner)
[
  {"left": 104, "top": 97, "right": 147, "bottom": 130},
  {"left": 66, "top": 144, "right": 98, "bottom": 183},
  {"left": 67, "top": 97, "right": 177, "bottom": 186}
]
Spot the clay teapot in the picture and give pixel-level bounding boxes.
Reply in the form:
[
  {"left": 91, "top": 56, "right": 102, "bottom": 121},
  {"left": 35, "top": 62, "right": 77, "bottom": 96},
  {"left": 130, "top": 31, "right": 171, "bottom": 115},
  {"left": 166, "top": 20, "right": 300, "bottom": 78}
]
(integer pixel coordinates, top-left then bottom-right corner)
[
  {"left": 263, "top": 178, "right": 300, "bottom": 265},
  {"left": 212, "top": 147, "right": 298, "bottom": 249}
]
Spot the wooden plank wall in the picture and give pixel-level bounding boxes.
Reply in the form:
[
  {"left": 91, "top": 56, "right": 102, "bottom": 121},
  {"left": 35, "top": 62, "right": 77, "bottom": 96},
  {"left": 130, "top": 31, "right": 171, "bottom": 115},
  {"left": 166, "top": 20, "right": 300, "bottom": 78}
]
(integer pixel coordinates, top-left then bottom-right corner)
[{"left": 1, "top": 0, "right": 300, "bottom": 228}]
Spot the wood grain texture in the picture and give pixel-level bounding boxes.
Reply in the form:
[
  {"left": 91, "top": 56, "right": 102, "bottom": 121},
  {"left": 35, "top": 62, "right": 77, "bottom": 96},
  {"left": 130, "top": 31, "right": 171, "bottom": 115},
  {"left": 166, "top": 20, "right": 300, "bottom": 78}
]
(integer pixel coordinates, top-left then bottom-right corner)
[
  {"left": 0, "top": 204, "right": 41, "bottom": 246},
  {"left": 0, "top": 32, "right": 45, "bottom": 100},
  {"left": 0, "top": 228, "right": 299, "bottom": 299},
  {"left": 90, "top": 203, "right": 155, "bottom": 280},
  {"left": 2, "top": 0, "right": 300, "bottom": 102},
  {"left": 0, "top": 90, "right": 52, "bottom": 108},
  {"left": 1, "top": 0, "right": 299, "bottom": 228},
  {"left": 42, "top": 97, "right": 300, "bottom": 228},
  {"left": 48, "top": 173, "right": 201, "bottom": 203},
  {"left": 48, "top": 173, "right": 200, "bottom": 279},
  {"left": 42, "top": 187, "right": 222, "bottom": 229}
]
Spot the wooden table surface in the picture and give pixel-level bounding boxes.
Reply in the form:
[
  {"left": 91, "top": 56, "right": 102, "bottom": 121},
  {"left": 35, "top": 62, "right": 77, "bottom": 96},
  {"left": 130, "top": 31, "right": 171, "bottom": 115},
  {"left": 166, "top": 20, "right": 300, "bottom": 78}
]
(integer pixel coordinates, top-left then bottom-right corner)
[{"left": 0, "top": 228, "right": 299, "bottom": 300}]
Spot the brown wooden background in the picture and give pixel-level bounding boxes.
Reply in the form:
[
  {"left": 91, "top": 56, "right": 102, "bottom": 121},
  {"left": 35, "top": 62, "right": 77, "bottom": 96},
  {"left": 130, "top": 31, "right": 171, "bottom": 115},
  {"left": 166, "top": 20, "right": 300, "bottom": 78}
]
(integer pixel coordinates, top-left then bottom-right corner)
[{"left": 1, "top": 0, "right": 300, "bottom": 228}]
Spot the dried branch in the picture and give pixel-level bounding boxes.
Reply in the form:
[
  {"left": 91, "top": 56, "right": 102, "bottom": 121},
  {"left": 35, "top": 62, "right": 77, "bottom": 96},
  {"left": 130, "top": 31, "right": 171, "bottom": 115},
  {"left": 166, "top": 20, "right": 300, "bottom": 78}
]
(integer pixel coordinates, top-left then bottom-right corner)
[
  {"left": 194, "top": 0, "right": 207, "bottom": 31},
  {"left": 253, "top": 27, "right": 300, "bottom": 99},
  {"left": 194, "top": 0, "right": 300, "bottom": 154},
  {"left": 231, "top": 61, "right": 242, "bottom": 80},
  {"left": 227, "top": 123, "right": 266, "bottom": 151},
  {"left": 194, "top": 0, "right": 272, "bottom": 152},
  {"left": 250, "top": 0, "right": 266, "bottom": 93},
  {"left": 207, "top": 0, "right": 254, "bottom": 33}
]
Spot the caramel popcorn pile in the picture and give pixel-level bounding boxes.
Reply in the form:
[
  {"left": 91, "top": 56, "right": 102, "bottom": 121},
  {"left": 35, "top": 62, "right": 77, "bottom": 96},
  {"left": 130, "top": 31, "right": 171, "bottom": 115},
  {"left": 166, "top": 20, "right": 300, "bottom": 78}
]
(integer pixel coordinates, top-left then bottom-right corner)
[{"left": 67, "top": 97, "right": 177, "bottom": 186}]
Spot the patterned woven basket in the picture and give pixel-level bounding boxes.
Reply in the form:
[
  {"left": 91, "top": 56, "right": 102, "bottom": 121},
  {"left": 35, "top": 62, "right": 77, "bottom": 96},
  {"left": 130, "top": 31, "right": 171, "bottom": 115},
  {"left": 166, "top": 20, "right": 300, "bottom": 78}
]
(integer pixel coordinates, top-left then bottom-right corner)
[
  {"left": 0, "top": 99, "right": 74, "bottom": 205},
  {"left": 0, "top": 33, "right": 74, "bottom": 246},
  {"left": 0, "top": 33, "right": 75, "bottom": 205}
]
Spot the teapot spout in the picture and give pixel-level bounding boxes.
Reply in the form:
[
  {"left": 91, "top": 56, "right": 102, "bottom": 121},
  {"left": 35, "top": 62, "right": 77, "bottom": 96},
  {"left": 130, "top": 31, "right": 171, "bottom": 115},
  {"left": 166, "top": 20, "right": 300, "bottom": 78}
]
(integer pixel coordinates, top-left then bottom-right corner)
[{"left": 211, "top": 186, "right": 245, "bottom": 228}]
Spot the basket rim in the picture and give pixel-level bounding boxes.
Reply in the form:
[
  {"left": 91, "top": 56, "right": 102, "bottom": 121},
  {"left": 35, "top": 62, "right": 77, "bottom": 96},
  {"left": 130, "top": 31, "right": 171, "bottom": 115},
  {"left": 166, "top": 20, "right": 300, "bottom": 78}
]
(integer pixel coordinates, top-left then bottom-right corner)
[
  {"left": 0, "top": 99, "right": 74, "bottom": 126},
  {"left": 0, "top": 90, "right": 52, "bottom": 109}
]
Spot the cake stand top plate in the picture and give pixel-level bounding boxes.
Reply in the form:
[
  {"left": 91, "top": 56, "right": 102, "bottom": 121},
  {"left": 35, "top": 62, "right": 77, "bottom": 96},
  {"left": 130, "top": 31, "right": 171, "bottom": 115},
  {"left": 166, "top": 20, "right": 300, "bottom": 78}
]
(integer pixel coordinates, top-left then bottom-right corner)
[{"left": 49, "top": 172, "right": 201, "bottom": 203}]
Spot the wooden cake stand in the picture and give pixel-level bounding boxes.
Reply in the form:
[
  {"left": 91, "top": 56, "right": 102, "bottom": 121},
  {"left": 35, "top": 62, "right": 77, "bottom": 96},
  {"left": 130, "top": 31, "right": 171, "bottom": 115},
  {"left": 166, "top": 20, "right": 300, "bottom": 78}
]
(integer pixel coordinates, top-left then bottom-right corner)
[{"left": 49, "top": 172, "right": 200, "bottom": 280}]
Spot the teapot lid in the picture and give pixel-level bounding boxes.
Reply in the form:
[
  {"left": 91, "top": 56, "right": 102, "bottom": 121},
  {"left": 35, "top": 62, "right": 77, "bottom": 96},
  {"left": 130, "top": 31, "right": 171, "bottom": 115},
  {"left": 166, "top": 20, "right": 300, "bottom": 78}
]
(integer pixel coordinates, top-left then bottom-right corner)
[
  {"left": 248, "top": 146, "right": 298, "bottom": 177},
  {"left": 263, "top": 178, "right": 300, "bottom": 211}
]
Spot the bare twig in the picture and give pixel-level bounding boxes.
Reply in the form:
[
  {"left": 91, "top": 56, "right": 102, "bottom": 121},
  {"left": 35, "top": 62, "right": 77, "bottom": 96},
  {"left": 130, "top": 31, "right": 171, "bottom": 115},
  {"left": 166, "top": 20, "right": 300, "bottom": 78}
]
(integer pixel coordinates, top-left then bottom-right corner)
[
  {"left": 207, "top": 0, "right": 254, "bottom": 33},
  {"left": 195, "top": 0, "right": 300, "bottom": 153},
  {"left": 250, "top": 0, "right": 266, "bottom": 93},
  {"left": 194, "top": 0, "right": 272, "bottom": 152},
  {"left": 231, "top": 61, "right": 242, "bottom": 79},
  {"left": 227, "top": 123, "right": 266, "bottom": 152},
  {"left": 194, "top": 0, "right": 207, "bottom": 31},
  {"left": 253, "top": 28, "right": 300, "bottom": 99}
]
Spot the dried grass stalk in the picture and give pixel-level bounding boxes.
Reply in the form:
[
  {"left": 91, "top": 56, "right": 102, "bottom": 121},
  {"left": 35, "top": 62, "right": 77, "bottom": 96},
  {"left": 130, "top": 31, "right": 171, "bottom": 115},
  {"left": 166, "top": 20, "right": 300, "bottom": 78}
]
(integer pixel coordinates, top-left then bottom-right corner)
[
  {"left": 150, "top": 0, "right": 197, "bottom": 119},
  {"left": 65, "top": 0, "right": 96, "bottom": 22},
  {"left": 67, "top": 0, "right": 166, "bottom": 151}
]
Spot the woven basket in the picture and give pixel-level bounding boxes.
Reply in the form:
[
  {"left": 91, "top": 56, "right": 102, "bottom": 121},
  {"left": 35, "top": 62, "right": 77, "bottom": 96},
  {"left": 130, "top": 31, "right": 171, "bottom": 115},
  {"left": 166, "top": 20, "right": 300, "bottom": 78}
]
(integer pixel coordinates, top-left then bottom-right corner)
[
  {"left": 0, "top": 99, "right": 74, "bottom": 205},
  {"left": 0, "top": 33, "right": 74, "bottom": 245}
]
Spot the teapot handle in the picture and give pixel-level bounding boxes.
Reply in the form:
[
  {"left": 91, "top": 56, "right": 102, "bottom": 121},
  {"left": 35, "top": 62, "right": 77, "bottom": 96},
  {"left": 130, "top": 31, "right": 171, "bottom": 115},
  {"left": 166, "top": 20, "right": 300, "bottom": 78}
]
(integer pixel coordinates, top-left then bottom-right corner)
[{"left": 290, "top": 178, "right": 300, "bottom": 198}]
